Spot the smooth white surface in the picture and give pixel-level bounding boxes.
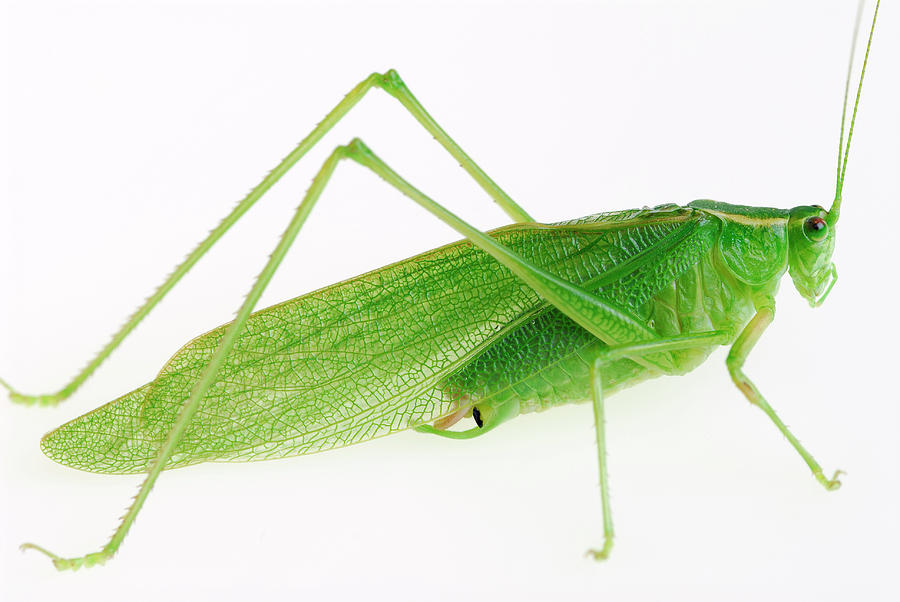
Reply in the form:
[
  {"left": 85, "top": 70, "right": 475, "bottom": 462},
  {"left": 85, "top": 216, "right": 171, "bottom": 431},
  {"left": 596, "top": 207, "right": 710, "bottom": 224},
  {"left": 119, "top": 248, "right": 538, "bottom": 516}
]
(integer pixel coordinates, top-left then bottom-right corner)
[{"left": 1, "top": 0, "right": 898, "bottom": 599}]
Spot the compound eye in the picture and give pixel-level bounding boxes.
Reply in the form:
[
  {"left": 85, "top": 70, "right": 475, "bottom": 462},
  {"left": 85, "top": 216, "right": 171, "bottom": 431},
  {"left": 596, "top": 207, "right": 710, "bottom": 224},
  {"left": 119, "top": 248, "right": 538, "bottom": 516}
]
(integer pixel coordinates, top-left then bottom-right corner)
[{"left": 804, "top": 216, "right": 828, "bottom": 242}]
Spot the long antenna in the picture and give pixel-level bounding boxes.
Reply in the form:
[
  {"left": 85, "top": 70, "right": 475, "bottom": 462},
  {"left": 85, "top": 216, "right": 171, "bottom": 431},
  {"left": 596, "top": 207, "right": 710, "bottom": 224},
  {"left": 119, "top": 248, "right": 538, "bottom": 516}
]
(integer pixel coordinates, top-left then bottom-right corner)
[
  {"left": 830, "top": 0, "right": 881, "bottom": 224},
  {"left": 833, "top": 1, "right": 864, "bottom": 206}
]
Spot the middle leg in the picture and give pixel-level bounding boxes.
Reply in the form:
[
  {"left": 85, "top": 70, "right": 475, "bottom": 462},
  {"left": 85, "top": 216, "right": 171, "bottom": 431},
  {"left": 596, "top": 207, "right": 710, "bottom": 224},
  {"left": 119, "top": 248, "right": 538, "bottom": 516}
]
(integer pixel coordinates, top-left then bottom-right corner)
[{"left": 585, "top": 330, "right": 732, "bottom": 560}]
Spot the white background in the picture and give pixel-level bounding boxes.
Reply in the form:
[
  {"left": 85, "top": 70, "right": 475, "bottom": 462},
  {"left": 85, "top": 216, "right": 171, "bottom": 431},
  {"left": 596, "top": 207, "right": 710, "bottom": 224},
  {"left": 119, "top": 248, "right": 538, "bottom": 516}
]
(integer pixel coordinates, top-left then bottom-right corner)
[{"left": 1, "top": 0, "right": 898, "bottom": 600}]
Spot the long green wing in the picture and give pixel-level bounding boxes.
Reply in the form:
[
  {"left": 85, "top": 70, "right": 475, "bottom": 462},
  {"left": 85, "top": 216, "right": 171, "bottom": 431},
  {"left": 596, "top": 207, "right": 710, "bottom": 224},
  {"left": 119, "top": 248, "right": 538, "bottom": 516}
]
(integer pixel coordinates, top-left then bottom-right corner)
[{"left": 42, "top": 205, "right": 711, "bottom": 474}]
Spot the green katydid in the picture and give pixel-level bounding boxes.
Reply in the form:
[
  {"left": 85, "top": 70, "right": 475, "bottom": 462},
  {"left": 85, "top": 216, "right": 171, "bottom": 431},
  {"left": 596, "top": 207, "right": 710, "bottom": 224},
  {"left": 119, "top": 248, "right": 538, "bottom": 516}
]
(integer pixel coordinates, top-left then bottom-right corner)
[{"left": 0, "top": 1, "right": 882, "bottom": 571}]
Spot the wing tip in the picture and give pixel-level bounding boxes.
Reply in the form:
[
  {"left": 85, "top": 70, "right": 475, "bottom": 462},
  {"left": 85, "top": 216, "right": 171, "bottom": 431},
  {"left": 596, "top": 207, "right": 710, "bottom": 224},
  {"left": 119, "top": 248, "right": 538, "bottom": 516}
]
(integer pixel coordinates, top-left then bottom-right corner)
[{"left": 40, "top": 384, "right": 156, "bottom": 475}]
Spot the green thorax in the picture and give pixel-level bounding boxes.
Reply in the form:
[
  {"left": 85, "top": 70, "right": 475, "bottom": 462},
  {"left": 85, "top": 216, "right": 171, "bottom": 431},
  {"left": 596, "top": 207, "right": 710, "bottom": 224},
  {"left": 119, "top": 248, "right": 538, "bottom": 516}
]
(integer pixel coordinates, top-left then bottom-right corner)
[{"left": 688, "top": 200, "right": 790, "bottom": 291}]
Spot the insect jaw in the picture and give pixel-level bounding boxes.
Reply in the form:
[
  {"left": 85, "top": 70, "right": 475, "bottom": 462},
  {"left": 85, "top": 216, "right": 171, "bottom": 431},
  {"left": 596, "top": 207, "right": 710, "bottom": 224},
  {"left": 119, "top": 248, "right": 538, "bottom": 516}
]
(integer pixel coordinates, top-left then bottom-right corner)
[
  {"left": 811, "top": 264, "right": 838, "bottom": 308},
  {"left": 791, "top": 257, "right": 836, "bottom": 308}
]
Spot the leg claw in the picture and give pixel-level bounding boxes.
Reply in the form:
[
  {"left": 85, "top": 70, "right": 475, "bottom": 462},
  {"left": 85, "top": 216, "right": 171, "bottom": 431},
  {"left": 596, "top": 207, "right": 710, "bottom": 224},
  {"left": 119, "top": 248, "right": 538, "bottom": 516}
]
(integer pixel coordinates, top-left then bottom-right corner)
[
  {"left": 1, "top": 376, "right": 65, "bottom": 406},
  {"left": 21, "top": 542, "right": 109, "bottom": 571},
  {"left": 8, "top": 392, "right": 65, "bottom": 407},
  {"left": 585, "top": 541, "right": 614, "bottom": 562},
  {"left": 819, "top": 469, "right": 844, "bottom": 491}
]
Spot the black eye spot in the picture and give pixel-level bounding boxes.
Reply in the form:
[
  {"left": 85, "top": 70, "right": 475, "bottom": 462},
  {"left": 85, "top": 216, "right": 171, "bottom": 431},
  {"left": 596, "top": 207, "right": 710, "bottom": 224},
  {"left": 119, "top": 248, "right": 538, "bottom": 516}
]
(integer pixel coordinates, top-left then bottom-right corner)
[
  {"left": 804, "top": 216, "right": 828, "bottom": 242},
  {"left": 473, "top": 407, "right": 484, "bottom": 428}
]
